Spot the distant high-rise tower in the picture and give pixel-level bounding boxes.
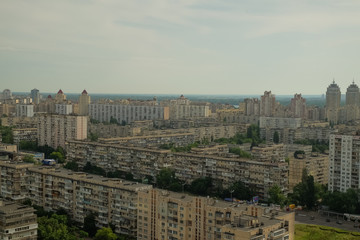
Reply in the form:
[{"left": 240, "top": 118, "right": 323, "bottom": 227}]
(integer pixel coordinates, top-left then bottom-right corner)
[
  {"left": 345, "top": 81, "right": 360, "bottom": 122},
  {"left": 346, "top": 81, "right": 360, "bottom": 106},
  {"left": 260, "top": 91, "right": 275, "bottom": 117},
  {"left": 290, "top": 93, "right": 307, "bottom": 119},
  {"left": 2, "top": 89, "right": 12, "bottom": 100},
  {"left": 79, "top": 90, "right": 90, "bottom": 116},
  {"left": 31, "top": 88, "right": 40, "bottom": 104},
  {"left": 55, "top": 89, "right": 66, "bottom": 102},
  {"left": 244, "top": 98, "right": 260, "bottom": 116},
  {"left": 326, "top": 81, "right": 341, "bottom": 124}
]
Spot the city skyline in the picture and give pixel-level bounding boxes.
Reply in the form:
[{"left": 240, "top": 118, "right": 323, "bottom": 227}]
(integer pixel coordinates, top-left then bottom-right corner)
[{"left": 1, "top": 1, "right": 360, "bottom": 95}]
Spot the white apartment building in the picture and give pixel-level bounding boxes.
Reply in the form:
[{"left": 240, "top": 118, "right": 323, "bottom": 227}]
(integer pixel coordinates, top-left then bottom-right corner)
[
  {"left": 55, "top": 103, "right": 73, "bottom": 115},
  {"left": 329, "top": 134, "right": 360, "bottom": 192},
  {"left": 37, "top": 114, "right": 87, "bottom": 149},
  {"left": 16, "top": 104, "right": 34, "bottom": 117},
  {"left": 89, "top": 104, "right": 169, "bottom": 124}
]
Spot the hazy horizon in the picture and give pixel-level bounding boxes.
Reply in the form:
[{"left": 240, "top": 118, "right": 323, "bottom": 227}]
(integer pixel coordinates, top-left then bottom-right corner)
[{"left": 2, "top": 1, "right": 360, "bottom": 94}]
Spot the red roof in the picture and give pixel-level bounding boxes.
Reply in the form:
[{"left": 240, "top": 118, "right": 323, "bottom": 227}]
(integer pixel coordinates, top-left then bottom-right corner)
[
  {"left": 47, "top": 95, "right": 52, "bottom": 99},
  {"left": 82, "top": 89, "right": 88, "bottom": 94},
  {"left": 57, "top": 89, "right": 63, "bottom": 94}
]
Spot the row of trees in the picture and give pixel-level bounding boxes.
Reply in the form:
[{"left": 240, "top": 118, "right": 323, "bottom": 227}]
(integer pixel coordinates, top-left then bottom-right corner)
[
  {"left": 156, "top": 168, "right": 254, "bottom": 200},
  {"left": 268, "top": 169, "right": 360, "bottom": 214},
  {"left": 19, "top": 141, "right": 66, "bottom": 163},
  {"left": 25, "top": 200, "right": 133, "bottom": 240}
]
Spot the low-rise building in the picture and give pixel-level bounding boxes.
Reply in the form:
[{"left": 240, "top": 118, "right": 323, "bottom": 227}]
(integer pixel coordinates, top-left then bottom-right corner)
[{"left": 0, "top": 199, "right": 37, "bottom": 240}]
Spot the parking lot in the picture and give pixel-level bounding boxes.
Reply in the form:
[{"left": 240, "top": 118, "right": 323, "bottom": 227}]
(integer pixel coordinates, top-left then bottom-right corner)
[{"left": 295, "top": 210, "right": 360, "bottom": 232}]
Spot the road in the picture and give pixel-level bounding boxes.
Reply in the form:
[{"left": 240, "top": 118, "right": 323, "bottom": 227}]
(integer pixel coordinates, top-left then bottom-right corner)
[{"left": 295, "top": 210, "right": 360, "bottom": 232}]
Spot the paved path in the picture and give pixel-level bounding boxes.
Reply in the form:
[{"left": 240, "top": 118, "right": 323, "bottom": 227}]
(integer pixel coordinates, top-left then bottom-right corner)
[{"left": 295, "top": 210, "right": 360, "bottom": 232}]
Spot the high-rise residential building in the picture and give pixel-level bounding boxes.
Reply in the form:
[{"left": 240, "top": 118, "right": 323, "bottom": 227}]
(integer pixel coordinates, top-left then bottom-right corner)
[
  {"left": 89, "top": 103, "right": 169, "bottom": 124},
  {"left": 0, "top": 199, "right": 38, "bottom": 240},
  {"left": 345, "top": 82, "right": 360, "bottom": 122},
  {"left": 37, "top": 114, "right": 88, "bottom": 149},
  {"left": 329, "top": 134, "right": 360, "bottom": 192},
  {"left": 2, "top": 89, "right": 12, "bottom": 100},
  {"left": 30, "top": 88, "right": 40, "bottom": 104},
  {"left": 16, "top": 104, "right": 34, "bottom": 117},
  {"left": 244, "top": 98, "right": 260, "bottom": 116},
  {"left": 161, "top": 95, "right": 210, "bottom": 119},
  {"left": 346, "top": 82, "right": 360, "bottom": 106},
  {"left": 79, "top": 89, "right": 90, "bottom": 116},
  {"left": 137, "top": 189, "right": 295, "bottom": 240},
  {"left": 326, "top": 81, "right": 341, "bottom": 124},
  {"left": 55, "top": 89, "right": 66, "bottom": 102},
  {"left": 260, "top": 91, "right": 276, "bottom": 117},
  {"left": 290, "top": 93, "right": 307, "bottom": 119},
  {"left": 55, "top": 104, "right": 73, "bottom": 115}
]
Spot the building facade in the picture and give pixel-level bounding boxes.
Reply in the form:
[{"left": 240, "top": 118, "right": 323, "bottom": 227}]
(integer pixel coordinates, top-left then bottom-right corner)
[
  {"left": 79, "top": 90, "right": 90, "bottom": 116},
  {"left": 37, "top": 114, "right": 88, "bottom": 149},
  {"left": 137, "top": 189, "right": 295, "bottom": 240},
  {"left": 329, "top": 134, "right": 360, "bottom": 192},
  {"left": 16, "top": 104, "right": 34, "bottom": 117},
  {"left": 326, "top": 81, "right": 341, "bottom": 124},
  {"left": 0, "top": 199, "right": 37, "bottom": 240},
  {"left": 89, "top": 104, "right": 169, "bottom": 124}
]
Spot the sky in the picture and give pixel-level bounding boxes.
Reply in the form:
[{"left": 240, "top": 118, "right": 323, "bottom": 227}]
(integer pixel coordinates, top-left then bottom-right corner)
[{"left": 1, "top": 0, "right": 360, "bottom": 95}]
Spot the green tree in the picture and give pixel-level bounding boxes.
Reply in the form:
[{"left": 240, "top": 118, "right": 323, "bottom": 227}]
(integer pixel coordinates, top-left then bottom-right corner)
[
  {"left": 156, "top": 168, "right": 181, "bottom": 191},
  {"left": 83, "top": 212, "right": 97, "bottom": 237},
  {"left": 0, "top": 126, "right": 13, "bottom": 144},
  {"left": 273, "top": 131, "right": 280, "bottom": 144},
  {"left": 110, "top": 116, "right": 119, "bottom": 125},
  {"left": 189, "top": 177, "right": 213, "bottom": 196},
  {"left": 224, "top": 181, "right": 253, "bottom": 201},
  {"left": 94, "top": 227, "right": 117, "bottom": 240},
  {"left": 23, "top": 155, "right": 36, "bottom": 164},
  {"left": 289, "top": 170, "right": 318, "bottom": 210},
  {"left": 37, "top": 145, "right": 55, "bottom": 158},
  {"left": 50, "top": 151, "right": 65, "bottom": 164},
  {"left": 268, "top": 185, "right": 286, "bottom": 207},
  {"left": 64, "top": 161, "right": 79, "bottom": 171},
  {"left": 19, "top": 140, "right": 38, "bottom": 151},
  {"left": 89, "top": 132, "right": 99, "bottom": 141},
  {"left": 38, "top": 214, "right": 77, "bottom": 240}
]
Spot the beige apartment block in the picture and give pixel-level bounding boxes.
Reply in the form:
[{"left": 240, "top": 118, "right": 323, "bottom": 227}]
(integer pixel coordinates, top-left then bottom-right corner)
[
  {"left": 79, "top": 89, "right": 90, "bottom": 116},
  {"left": 0, "top": 162, "right": 32, "bottom": 201},
  {"left": 26, "top": 166, "right": 152, "bottom": 237},
  {"left": 66, "top": 140, "right": 289, "bottom": 199},
  {"left": 0, "top": 200, "right": 38, "bottom": 240},
  {"left": 0, "top": 117, "right": 38, "bottom": 128},
  {"left": 37, "top": 113, "right": 88, "bottom": 149},
  {"left": 12, "top": 128, "right": 37, "bottom": 144},
  {"left": 289, "top": 154, "right": 329, "bottom": 189},
  {"left": 137, "top": 189, "right": 295, "bottom": 240}
]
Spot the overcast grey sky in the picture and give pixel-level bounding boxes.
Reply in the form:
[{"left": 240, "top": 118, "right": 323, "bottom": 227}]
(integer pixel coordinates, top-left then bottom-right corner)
[{"left": 1, "top": 0, "right": 359, "bottom": 95}]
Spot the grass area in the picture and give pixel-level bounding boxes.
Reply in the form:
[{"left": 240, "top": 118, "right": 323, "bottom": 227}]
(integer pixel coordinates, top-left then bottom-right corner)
[{"left": 295, "top": 224, "right": 360, "bottom": 240}]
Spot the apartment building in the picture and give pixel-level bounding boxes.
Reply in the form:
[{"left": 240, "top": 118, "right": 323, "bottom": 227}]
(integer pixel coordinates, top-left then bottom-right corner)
[
  {"left": 89, "top": 103, "right": 169, "bottom": 124},
  {"left": 37, "top": 114, "right": 88, "bottom": 149},
  {"left": 26, "top": 166, "right": 152, "bottom": 237},
  {"left": 0, "top": 199, "right": 38, "bottom": 240},
  {"left": 329, "top": 134, "right": 360, "bottom": 192},
  {"left": 12, "top": 128, "right": 37, "bottom": 145},
  {"left": 16, "top": 104, "right": 34, "bottom": 117},
  {"left": 98, "top": 133, "right": 195, "bottom": 148},
  {"left": 289, "top": 153, "right": 329, "bottom": 189},
  {"left": 137, "top": 189, "right": 295, "bottom": 240},
  {"left": 66, "top": 141, "right": 289, "bottom": 199},
  {"left": 79, "top": 90, "right": 90, "bottom": 116},
  {"left": 0, "top": 162, "right": 33, "bottom": 201},
  {"left": 216, "top": 109, "right": 259, "bottom": 125},
  {"left": 259, "top": 117, "right": 302, "bottom": 129},
  {"left": 290, "top": 94, "right": 307, "bottom": 119},
  {"left": 260, "top": 91, "right": 276, "bottom": 117},
  {"left": 326, "top": 81, "right": 341, "bottom": 124},
  {"left": 55, "top": 103, "right": 73, "bottom": 115}
]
